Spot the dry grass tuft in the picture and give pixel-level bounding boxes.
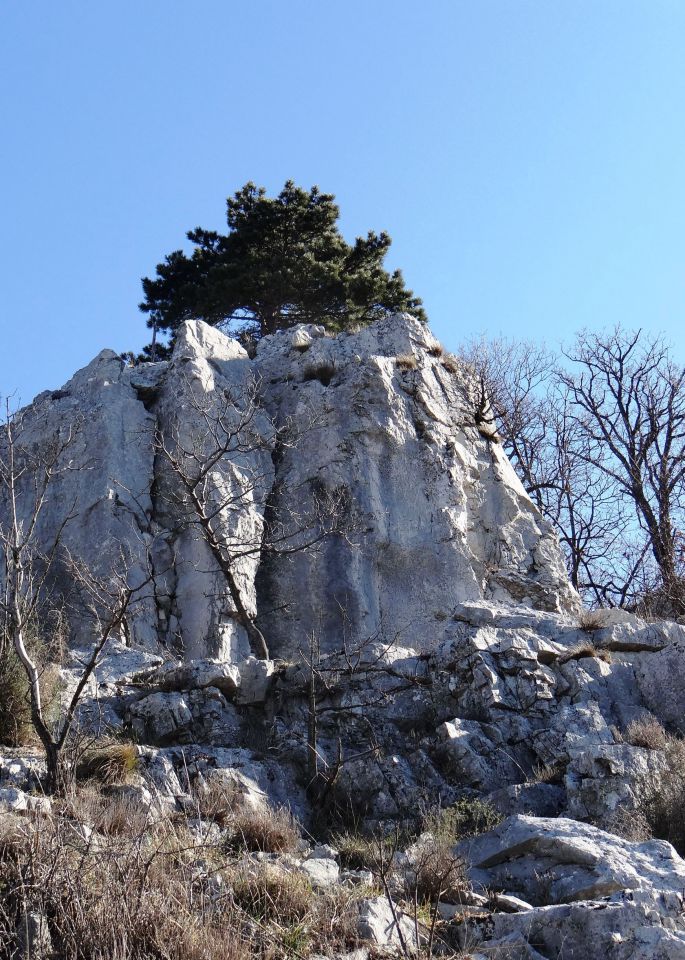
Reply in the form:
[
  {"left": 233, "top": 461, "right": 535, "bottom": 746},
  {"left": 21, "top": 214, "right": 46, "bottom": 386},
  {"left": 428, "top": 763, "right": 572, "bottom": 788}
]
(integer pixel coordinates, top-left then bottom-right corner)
[
  {"left": 441, "top": 354, "right": 460, "bottom": 374},
  {"left": 578, "top": 608, "right": 606, "bottom": 631},
  {"left": 645, "top": 735, "right": 685, "bottom": 855},
  {"left": 395, "top": 352, "right": 418, "bottom": 370},
  {"left": 225, "top": 804, "right": 300, "bottom": 854},
  {"left": 428, "top": 344, "right": 444, "bottom": 358},
  {"left": 62, "top": 786, "right": 151, "bottom": 838},
  {"left": 612, "top": 718, "right": 685, "bottom": 856},
  {"left": 193, "top": 777, "right": 244, "bottom": 827},
  {"left": 75, "top": 740, "right": 139, "bottom": 785},
  {"left": 303, "top": 359, "right": 336, "bottom": 386},
  {"left": 421, "top": 798, "right": 502, "bottom": 845},
  {"left": 558, "top": 641, "right": 611, "bottom": 664},
  {"left": 331, "top": 830, "right": 390, "bottom": 872},
  {"left": 230, "top": 863, "right": 312, "bottom": 925},
  {"left": 529, "top": 761, "right": 565, "bottom": 785}
]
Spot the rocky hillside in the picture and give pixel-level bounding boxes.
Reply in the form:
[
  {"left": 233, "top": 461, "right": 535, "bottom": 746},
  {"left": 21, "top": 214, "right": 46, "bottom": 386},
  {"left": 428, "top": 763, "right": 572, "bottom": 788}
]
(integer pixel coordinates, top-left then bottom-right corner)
[{"left": 4, "top": 314, "right": 685, "bottom": 958}]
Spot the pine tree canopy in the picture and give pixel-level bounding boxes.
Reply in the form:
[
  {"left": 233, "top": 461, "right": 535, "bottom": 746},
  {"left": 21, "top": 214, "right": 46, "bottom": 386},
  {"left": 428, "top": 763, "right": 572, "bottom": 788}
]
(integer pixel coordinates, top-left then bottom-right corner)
[{"left": 139, "top": 181, "right": 426, "bottom": 356}]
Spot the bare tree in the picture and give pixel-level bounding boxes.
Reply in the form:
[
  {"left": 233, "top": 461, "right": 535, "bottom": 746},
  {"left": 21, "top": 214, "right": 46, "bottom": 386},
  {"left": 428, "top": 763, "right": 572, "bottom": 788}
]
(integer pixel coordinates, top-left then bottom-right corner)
[
  {"left": 561, "top": 327, "right": 685, "bottom": 615},
  {"left": 460, "top": 328, "right": 685, "bottom": 613},
  {"left": 0, "top": 400, "right": 150, "bottom": 792},
  {"left": 154, "top": 374, "right": 351, "bottom": 660},
  {"left": 458, "top": 336, "right": 558, "bottom": 507}
]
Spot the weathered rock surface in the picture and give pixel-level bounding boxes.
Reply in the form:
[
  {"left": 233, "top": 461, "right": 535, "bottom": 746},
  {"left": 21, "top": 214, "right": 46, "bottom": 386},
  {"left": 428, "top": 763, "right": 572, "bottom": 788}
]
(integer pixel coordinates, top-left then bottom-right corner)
[
  {"left": 460, "top": 816, "right": 685, "bottom": 959},
  {"left": 356, "top": 896, "right": 418, "bottom": 951},
  {"left": 6, "top": 313, "right": 578, "bottom": 664},
  {"left": 462, "top": 815, "right": 685, "bottom": 904},
  {"left": 8, "top": 314, "right": 685, "bottom": 957}
]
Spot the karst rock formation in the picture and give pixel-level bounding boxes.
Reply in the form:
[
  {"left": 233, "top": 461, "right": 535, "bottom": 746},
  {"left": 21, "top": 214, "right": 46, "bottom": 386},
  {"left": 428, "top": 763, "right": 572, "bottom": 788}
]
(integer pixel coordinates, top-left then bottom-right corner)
[{"left": 5, "top": 313, "right": 685, "bottom": 957}]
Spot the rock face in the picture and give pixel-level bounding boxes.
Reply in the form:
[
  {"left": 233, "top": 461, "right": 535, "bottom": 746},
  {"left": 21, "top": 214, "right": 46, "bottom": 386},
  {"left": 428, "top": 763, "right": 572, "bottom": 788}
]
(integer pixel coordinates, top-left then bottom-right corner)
[
  {"left": 5, "top": 313, "right": 577, "bottom": 663},
  {"left": 7, "top": 313, "right": 685, "bottom": 956}
]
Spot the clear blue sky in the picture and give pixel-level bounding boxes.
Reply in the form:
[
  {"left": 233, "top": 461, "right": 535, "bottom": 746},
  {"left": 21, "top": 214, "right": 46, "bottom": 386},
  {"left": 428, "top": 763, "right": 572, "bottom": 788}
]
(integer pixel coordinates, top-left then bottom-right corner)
[{"left": 1, "top": 1, "right": 684, "bottom": 404}]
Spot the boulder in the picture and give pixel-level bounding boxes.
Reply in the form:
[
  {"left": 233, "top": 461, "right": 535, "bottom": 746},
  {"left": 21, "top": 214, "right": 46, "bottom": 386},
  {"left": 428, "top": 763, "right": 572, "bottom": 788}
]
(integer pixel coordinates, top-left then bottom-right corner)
[
  {"left": 460, "top": 815, "right": 685, "bottom": 905},
  {"left": 357, "top": 896, "right": 418, "bottom": 950},
  {"left": 299, "top": 857, "right": 340, "bottom": 889},
  {"left": 0, "top": 787, "right": 51, "bottom": 817}
]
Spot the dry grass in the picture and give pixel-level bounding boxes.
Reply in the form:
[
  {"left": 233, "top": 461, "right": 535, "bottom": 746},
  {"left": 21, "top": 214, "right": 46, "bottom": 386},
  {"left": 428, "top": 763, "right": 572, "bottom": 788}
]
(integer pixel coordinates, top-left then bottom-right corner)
[
  {"left": 302, "top": 359, "right": 336, "bottom": 386},
  {"left": 645, "top": 735, "right": 685, "bottom": 855},
  {"left": 331, "top": 830, "right": 389, "bottom": 872},
  {"left": 578, "top": 608, "right": 606, "bottom": 632},
  {"left": 192, "top": 779, "right": 300, "bottom": 853},
  {"left": 614, "top": 716, "right": 685, "bottom": 856},
  {"left": 61, "top": 787, "right": 151, "bottom": 838},
  {"left": 192, "top": 778, "right": 244, "bottom": 827},
  {"left": 75, "top": 740, "right": 139, "bottom": 785},
  {"left": 557, "top": 641, "right": 611, "bottom": 664},
  {"left": 529, "top": 761, "right": 565, "bottom": 785},
  {"left": 441, "top": 355, "right": 460, "bottom": 374},
  {"left": 225, "top": 804, "right": 300, "bottom": 854},
  {"left": 231, "top": 863, "right": 312, "bottom": 925},
  {"left": 0, "top": 786, "right": 362, "bottom": 960},
  {"left": 395, "top": 352, "right": 418, "bottom": 370},
  {"left": 428, "top": 344, "right": 444, "bottom": 358}
]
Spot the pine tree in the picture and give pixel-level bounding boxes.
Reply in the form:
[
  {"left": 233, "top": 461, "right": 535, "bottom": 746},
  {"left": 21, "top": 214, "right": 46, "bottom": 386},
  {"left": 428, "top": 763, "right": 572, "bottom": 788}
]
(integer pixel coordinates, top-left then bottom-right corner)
[{"left": 140, "top": 181, "right": 425, "bottom": 356}]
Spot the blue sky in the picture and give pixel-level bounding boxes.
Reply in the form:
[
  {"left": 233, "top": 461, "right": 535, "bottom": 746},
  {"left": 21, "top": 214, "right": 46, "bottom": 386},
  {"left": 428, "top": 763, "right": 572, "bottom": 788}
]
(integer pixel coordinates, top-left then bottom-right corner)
[{"left": 1, "top": 1, "right": 684, "bottom": 403}]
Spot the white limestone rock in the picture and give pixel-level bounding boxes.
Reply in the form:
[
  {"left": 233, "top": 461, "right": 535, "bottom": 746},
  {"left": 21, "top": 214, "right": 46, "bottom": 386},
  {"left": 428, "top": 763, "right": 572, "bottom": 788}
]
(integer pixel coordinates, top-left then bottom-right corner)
[
  {"left": 0, "top": 787, "right": 51, "bottom": 816},
  {"left": 299, "top": 856, "right": 340, "bottom": 889},
  {"left": 485, "top": 900, "right": 685, "bottom": 960},
  {"left": 461, "top": 815, "right": 685, "bottom": 905},
  {"left": 357, "top": 896, "right": 418, "bottom": 950}
]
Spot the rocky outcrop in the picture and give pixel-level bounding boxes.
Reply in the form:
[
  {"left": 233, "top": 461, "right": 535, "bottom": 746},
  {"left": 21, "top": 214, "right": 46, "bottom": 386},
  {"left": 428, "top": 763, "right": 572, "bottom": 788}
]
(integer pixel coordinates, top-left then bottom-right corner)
[
  {"left": 6, "top": 313, "right": 578, "bottom": 663},
  {"left": 7, "top": 314, "right": 685, "bottom": 957}
]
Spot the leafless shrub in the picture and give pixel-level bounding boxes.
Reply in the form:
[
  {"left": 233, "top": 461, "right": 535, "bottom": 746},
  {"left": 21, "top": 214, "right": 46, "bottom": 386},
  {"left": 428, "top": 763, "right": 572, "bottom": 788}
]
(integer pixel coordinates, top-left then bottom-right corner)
[
  {"left": 409, "top": 839, "right": 468, "bottom": 905},
  {"left": 625, "top": 715, "right": 670, "bottom": 751},
  {"left": 154, "top": 374, "right": 353, "bottom": 661}
]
